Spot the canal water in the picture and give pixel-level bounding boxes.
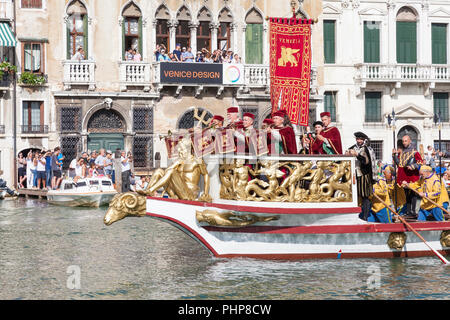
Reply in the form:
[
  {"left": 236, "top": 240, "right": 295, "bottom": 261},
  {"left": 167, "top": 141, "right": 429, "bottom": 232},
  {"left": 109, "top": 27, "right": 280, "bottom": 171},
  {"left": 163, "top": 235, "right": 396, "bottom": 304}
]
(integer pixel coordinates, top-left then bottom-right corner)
[{"left": 0, "top": 197, "right": 448, "bottom": 300}]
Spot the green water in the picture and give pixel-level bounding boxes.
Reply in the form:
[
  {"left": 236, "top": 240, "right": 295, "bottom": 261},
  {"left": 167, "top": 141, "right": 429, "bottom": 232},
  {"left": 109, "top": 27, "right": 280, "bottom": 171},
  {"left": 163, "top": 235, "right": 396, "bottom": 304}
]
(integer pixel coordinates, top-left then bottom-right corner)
[{"left": 0, "top": 198, "right": 448, "bottom": 300}]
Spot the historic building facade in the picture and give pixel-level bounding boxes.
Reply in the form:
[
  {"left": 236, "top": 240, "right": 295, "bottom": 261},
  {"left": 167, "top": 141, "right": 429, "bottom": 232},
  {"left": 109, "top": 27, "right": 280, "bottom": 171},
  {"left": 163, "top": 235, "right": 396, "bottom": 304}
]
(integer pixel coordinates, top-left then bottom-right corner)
[
  {"left": 1, "top": 0, "right": 324, "bottom": 184},
  {"left": 321, "top": 0, "right": 450, "bottom": 162}
]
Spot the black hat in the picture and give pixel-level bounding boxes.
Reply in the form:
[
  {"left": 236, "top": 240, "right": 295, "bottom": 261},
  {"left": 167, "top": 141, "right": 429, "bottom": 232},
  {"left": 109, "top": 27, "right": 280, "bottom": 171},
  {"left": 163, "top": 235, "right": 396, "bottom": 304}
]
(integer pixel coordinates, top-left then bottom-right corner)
[
  {"left": 313, "top": 121, "right": 324, "bottom": 127},
  {"left": 354, "top": 131, "right": 369, "bottom": 139}
]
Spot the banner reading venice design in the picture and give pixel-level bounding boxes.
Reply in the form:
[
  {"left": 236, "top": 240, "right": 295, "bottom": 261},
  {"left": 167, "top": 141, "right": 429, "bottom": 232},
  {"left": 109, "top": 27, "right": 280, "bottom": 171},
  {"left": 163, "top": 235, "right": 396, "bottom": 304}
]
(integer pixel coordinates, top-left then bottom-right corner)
[{"left": 269, "top": 18, "right": 312, "bottom": 126}]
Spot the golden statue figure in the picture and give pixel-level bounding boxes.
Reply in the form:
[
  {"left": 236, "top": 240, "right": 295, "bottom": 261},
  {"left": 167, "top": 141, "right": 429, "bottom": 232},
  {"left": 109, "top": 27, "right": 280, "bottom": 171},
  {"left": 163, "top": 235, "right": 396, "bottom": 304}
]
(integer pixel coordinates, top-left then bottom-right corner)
[
  {"left": 320, "top": 161, "right": 352, "bottom": 202},
  {"left": 196, "top": 209, "right": 279, "bottom": 227},
  {"left": 219, "top": 163, "right": 235, "bottom": 200},
  {"left": 303, "top": 161, "right": 331, "bottom": 201},
  {"left": 278, "top": 161, "right": 313, "bottom": 202},
  {"left": 233, "top": 159, "right": 256, "bottom": 200},
  {"left": 104, "top": 192, "right": 147, "bottom": 226},
  {"left": 246, "top": 160, "right": 286, "bottom": 201},
  {"left": 139, "top": 137, "right": 212, "bottom": 202}
]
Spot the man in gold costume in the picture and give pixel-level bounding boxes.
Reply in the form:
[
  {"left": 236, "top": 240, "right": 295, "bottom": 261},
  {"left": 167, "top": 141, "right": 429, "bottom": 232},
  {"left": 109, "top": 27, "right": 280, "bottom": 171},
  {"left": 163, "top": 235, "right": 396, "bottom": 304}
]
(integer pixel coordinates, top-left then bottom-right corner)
[
  {"left": 402, "top": 165, "right": 445, "bottom": 221},
  {"left": 140, "top": 137, "right": 211, "bottom": 202}
]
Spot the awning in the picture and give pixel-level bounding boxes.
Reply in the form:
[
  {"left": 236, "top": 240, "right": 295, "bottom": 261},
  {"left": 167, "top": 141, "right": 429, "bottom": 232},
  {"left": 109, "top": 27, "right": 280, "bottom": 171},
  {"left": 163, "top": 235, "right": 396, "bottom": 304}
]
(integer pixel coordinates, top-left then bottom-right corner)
[{"left": 0, "top": 23, "right": 17, "bottom": 47}]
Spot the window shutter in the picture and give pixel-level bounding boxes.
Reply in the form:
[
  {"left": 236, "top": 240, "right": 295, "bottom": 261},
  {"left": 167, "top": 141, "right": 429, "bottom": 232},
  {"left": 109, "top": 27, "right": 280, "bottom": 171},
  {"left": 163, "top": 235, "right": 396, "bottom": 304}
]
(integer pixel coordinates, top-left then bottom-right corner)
[
  {"left": 397, "top": 21, "right": 417, "bottom": 63},
  {"left": 364, "top": 21, "right": 380, "bottom": 63},
  {"left": 434, "top": 92, "right": 449, "bottom": 122},
  {"left": 83, "top": 14, "right": 88, "bottom": 59},
  {"left": 138, "top": 17, "right": 143, "bottom": 57},
  {"left": 324, "top": 91, "right": 337, "bottom": 122},
  {"left": 432, "top": 23, "right": 447, "bottom": 64},
  {"left": 323, "top": 20, "right": 335, "bottom": 64},
  {"left": 365, "top": 92, "right": 382, "bottom": 122},
  {"left": 245, "top": 24, "right": 263, "bottom": 64},
  {"left": 66, "top": 20, "right": 71, "bottom": 60},
  {"left": 122, "top": 19, "right": 126, "bottom": 60}
]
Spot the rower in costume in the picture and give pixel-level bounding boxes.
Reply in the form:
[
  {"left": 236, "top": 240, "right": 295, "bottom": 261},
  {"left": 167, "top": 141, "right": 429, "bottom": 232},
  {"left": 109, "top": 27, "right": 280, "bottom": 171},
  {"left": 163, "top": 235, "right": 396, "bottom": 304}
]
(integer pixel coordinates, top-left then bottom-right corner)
[
  {"left": 403, "top": 165, "right": 445, "bottom": 221},
  {"left": 367, "top": 176, "right": 393, "bottom": 223},
  {"left": 383, "top": 165, "right": 406, "bottom": 215}
]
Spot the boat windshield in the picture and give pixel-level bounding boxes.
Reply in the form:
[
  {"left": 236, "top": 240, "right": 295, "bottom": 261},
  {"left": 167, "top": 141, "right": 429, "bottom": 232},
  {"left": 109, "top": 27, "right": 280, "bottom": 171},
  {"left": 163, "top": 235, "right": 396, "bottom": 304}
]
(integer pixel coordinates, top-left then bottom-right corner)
[
  {"left": 101, "top": 181, "right": 111, "bottom": 186},
  {"left": 76, "top": 181, "right": 87, "bottom": 187},
  {"left": 89, "top": 180, "right": 99, "bottom": 186},
  {"left": 63, "top": 183, "right": 75, "bottom": 190}
]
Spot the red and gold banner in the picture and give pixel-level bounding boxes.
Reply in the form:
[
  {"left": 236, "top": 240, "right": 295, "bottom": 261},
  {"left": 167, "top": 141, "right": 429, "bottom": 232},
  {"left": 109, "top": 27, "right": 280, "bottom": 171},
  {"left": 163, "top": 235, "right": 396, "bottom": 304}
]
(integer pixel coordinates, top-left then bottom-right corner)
[
  {"left": 269, "top": 18, "right": 312, "bottom": 126},
  {"left": 165, "top": 135, "right": 184, "bottom": 159}
]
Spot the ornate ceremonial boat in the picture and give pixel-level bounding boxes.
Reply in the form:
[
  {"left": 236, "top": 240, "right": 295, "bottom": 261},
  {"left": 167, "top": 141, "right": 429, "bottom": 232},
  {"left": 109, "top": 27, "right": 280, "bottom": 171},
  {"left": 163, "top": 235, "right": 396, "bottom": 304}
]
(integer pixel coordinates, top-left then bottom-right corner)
[{"left": 104, "top": 151, "right": 450, "bottom": 260}]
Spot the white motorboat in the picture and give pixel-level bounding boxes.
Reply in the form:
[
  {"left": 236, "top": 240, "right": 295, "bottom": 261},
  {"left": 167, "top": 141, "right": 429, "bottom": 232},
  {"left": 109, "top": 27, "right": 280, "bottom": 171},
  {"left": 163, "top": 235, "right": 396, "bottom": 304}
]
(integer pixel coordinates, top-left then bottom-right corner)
[{"left": 47, "top": 177, "right": 118, "bottom": 207}]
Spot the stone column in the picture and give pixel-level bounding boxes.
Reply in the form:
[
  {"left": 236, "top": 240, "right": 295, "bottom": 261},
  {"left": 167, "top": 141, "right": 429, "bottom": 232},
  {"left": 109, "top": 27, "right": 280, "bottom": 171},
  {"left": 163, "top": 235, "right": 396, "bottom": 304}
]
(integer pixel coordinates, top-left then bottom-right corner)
[
  {"left": 168, "top": 19, "right": 178, "bottom": 52},
  {"left": 210, "top": 22, "right": 219, "bottom": 52},
  {"left": 189, "top": 21, "right": 199, "bottom": 53}
]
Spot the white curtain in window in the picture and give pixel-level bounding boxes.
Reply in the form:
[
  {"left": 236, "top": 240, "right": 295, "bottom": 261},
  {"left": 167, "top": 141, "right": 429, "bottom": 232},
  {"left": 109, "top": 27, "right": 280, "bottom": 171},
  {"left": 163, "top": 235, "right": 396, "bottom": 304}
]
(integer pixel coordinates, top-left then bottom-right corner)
[
  {"left": 24, "top": 44, "right": 41, "bottom": 72},
  {"left": 24, "top": 44, "right": 32, "bottom": 71},
  {"left": 31, "top": 102, "right": 40, "bottom": 126},
  {"left": 32, "top": 44, "right": 40, "bottom": 72}
]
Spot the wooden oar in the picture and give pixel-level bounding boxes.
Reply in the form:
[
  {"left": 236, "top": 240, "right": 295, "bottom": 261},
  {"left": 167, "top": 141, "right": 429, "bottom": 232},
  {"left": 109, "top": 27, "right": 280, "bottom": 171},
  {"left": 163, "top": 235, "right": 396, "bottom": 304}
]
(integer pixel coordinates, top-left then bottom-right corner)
[
  {"left": 372, "top": 193, "right": 449, "bottom": 265},
  {"left": 404, "top": 185, "right": 450, "bottom": 220}
]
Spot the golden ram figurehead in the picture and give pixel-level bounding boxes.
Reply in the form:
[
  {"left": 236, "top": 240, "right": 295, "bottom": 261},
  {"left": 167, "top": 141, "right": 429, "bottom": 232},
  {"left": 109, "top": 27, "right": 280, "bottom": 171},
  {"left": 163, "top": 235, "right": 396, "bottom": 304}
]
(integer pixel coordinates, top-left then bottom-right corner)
[{"left": 103, "top": 192, "right": 147, "bottom": 226}]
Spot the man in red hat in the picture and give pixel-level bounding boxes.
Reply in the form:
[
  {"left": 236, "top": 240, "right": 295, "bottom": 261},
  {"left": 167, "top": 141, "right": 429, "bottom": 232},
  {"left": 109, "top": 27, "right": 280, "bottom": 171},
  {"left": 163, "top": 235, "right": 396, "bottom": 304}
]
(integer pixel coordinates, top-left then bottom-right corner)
[
  {"left": 225, "top": 106, "right": 241, "bottom": 129},
  {"left": 267, "top": 110, "right": 297, "bottom": 154},
  {"left": 234, "top": 112, "right": 256, "bottom": 154},
  {"left": 316, "top": 111, "right": 342, "bottom": 154},
  {"left": 210, "top": 115, "right": 224, "bottom": 130}
]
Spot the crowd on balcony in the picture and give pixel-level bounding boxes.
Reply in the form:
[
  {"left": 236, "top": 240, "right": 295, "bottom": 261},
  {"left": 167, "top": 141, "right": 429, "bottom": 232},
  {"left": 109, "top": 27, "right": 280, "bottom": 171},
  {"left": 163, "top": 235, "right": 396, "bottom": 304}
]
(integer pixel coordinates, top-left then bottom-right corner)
[
  {"left": 153, "top": 43, "right": 241, "bottom": 64},
  {"left": 16, "top": 147, "right": 142, "bottom": 193}
]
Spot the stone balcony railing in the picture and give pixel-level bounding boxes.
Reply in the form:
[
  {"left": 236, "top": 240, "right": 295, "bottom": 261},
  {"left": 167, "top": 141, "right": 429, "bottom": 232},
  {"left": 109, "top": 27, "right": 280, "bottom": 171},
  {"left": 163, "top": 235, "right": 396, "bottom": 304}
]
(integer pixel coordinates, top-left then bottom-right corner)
[
  {"left": 119, "top": 61, "right": 151, "bottom": 92},
  {"left": 62, "top": 60, "right": 96, "bottom": 91},
  {"left": 0, "top": 0, "right": 12, "bottom": 20},
  {"left": 62, "top": 61, "right": 318, "bottom": 95},
  {"left": 356, "top": 63, "right": 450, "bottom": 85}
]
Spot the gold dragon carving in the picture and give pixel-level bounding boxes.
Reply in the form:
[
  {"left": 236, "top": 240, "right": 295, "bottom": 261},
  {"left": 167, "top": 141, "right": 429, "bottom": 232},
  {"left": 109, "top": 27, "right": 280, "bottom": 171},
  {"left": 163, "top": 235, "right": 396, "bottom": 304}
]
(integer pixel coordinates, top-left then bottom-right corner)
[{"left": 219, "top": 159, "right": 353, "bottom": 203}]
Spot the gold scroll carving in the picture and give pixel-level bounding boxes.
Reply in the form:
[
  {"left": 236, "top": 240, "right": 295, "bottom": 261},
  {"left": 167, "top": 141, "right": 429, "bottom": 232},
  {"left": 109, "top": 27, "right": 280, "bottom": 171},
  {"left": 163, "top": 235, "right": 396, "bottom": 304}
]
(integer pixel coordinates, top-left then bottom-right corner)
[{"left": 219, "top": 159, "right": 353, "bottom": 202}]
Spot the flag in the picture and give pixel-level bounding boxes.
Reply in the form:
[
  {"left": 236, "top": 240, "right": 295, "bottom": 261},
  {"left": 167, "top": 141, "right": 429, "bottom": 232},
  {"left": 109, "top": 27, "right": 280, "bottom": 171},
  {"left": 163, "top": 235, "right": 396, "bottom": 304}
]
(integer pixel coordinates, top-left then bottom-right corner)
[{"left": 269, "top": 18, "right": 313, "bottom": 126}]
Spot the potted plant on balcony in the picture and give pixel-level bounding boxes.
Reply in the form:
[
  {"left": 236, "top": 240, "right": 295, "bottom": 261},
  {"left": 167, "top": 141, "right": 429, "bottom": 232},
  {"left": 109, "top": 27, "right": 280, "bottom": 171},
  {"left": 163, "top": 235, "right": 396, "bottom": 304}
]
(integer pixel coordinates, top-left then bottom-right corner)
[
  {"left": 0, "top": 61, "right": 17, "bottom": 77},
  {"left": 19, "top": 72, "right": 47, "bottom": 86}
]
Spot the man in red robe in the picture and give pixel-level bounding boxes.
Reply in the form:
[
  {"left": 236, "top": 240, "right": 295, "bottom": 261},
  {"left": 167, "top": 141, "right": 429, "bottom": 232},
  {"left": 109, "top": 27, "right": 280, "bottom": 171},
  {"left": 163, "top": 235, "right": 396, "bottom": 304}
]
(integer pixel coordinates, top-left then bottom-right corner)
[
  {"left": 267, "top": 110, "right": 297, "bottom": 154},
  {"left": 316, "top": 111, "right": 342, "bottom": 154},
  {"left": 234, "top": 112, "right": 256, "bottom": 154},
  {"left": 225, "top": 106, "right": 241, "bottom": 129},
  {"left": 394, "top": 134, "right": 423, "bottom": 218}
]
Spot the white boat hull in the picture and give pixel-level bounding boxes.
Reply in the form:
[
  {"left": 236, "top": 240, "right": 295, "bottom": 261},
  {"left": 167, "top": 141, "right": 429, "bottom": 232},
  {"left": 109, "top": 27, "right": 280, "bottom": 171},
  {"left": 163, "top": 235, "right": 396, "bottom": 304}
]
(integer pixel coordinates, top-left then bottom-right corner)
[
  {"left": 47, "top": 191, "right": 117, "bottom": 207},
  {"left": 146, "top": 197, "right": 450, "bottom": 260}
]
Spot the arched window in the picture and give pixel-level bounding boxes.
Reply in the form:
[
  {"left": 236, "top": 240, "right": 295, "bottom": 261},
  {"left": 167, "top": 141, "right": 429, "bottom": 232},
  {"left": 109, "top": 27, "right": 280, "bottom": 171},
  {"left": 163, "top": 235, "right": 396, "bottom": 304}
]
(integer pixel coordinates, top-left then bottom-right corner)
[
  {"left": 122, "top": 1, "right": 143, "bottom": 60},
  {"left": 245, "top": 8, "right": 263, "bottom": 64},
  {"left": 397, "top": 125, "right": 419, "bottom": 149},
  {"left": 155, "top": 5, "right": 170, "bottom": 52},
  {"left": 66, "top": 0, "right": 88, "bottom": 60},
  {"left": 217, "top": 8, "right": 232, "bottom": 50},
  {"left": 176, "top": 6, "right": 191, "bottom": 49},
  {"left": 177, "top": 108, "right": 212, "bottom": 130},
  {"left": 197, "top": 7, "right": 212, "bottom": 52},
  {"left": 396, "top": 7, "right": 417, "bottom": 64}
]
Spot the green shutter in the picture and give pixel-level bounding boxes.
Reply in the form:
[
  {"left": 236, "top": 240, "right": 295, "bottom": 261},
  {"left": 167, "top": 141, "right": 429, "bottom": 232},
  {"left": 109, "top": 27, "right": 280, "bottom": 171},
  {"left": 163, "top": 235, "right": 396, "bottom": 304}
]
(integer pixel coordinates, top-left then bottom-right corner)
[
  {"left": 245, "top": 23, "right": 263, "bottom": 64},
  {"left": 432, "top": 23, "right": 447, "bottom": 64},
  {"left": 433, "top": 92, "right": 449, "bottom": 122},
  {"left": 324, "top": 91, "right": 336, "bottom": 122},
  {"left": 323, "top": 20, "right": 335, "bottom": 64},
  {"left": 364, "top": 21, "right": 380, "bottom": 63},
  {"left": 83, "top": 14, "right": 88, "bottom": 59},
  {"left": 66, "top": 20, "right": 71, "bottom": 59},
  {"left": 365, "top": 92, "right": 382, "bottom": 122},
  {"left": 397, "top": 21, "right": 417, "bottom": 63},
  {"left": 138, "top": 17, "right": 143, "bottom": 57},
  {"left": 122, "top": 19, "right": 126, "bottom": 60}
]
